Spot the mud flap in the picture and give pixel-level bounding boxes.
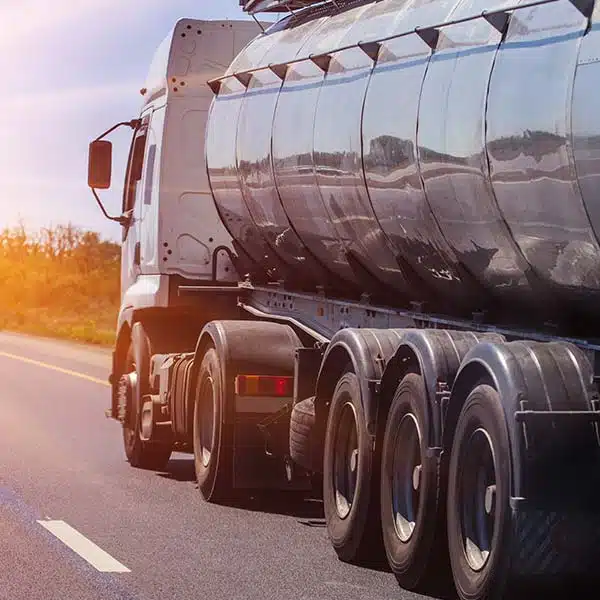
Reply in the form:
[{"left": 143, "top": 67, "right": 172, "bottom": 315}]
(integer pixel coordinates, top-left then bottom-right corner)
[{"left": 510, "top": 501, "right": 600, "bottom": 578}]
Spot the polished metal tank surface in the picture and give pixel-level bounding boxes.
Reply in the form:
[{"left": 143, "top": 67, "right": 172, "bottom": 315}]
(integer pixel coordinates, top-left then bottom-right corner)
[
  {"left": 272, "top": 4, "right": 375, "bottom": 288},
  {"left": 416, "top": 0, "right": 544, "bottom": 305},
  {"left": 206, "top": 31, "right": 282, "bottom": 277},
  {"left": 362, "top": 0, "right": 481, "bottom": 308},
  {"left": 486, "top": 0, "right": 600, "bottom": 296},
  {"left": 574, "top": 3, "right": 600, "bottom": 254},
  {"left": 308, "top": 3, "right": 412, "bottom": 294},
  {"left": 207, "top": 0, "right": 600, "bottom": 322},
  {"left": 236, "top": 8, "right": 344, "bottom": 286}
]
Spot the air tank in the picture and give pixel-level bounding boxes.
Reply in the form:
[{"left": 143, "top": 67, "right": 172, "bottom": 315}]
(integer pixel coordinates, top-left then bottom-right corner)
[{"left": 206, "top": 0, "right": 600, "bottom": 325}]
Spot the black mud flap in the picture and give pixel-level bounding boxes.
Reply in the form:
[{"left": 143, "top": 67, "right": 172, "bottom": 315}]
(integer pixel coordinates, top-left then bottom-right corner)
[{"left": 510, "top": 501, "right": 600, "bottom": 579}]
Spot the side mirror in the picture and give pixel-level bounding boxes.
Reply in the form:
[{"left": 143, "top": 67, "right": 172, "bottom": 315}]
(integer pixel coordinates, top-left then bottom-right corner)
[{"left": 88, "top": 140, "right": 112, "bottom": 189}]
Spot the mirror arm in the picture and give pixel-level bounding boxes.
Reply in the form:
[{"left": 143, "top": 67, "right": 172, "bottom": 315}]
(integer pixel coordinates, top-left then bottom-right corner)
[
  {"left": 94, "top": 119, "right": 141, "bottom": 142},
  {"left": 90, "top": 118, "right": 140, "bottom": 226},
  {"left": 91, "top": 188, "right": 131, "bottom": 226}
]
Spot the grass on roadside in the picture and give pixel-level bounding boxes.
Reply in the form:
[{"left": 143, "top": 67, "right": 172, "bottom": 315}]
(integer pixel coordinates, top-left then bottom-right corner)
[
  {"left": 0, "top": 224, "right": 120, "bottom": 347},
  {"left": 0, "top": 307, "right": 116, "bottom": 346}
]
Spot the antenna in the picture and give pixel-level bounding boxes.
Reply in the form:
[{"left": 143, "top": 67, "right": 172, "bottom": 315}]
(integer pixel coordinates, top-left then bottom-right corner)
[{"left": 251, "top": 13, "right": 266, "bottom": 33}]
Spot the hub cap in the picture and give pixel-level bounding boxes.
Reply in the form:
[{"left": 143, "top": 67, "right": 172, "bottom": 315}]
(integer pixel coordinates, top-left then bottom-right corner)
[
  {"left": 459, "top": 427, "right": 497, "bottom": 571},
  {"left": 198, "top": 375, "right": 216, "bottom": 467},
  {"left": 117, "top": 372, "right": 137, "bottom": 425},
  {"left": 333, "top": 401, "right": 359, "bottom": 519},
  {"left": 391, "top": 413, "right": 422, "bottom": 542}
]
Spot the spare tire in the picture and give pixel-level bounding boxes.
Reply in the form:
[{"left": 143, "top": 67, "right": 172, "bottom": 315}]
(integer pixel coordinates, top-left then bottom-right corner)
[{"left": 290, "top": 396, "right": 317, "bottom": 472}]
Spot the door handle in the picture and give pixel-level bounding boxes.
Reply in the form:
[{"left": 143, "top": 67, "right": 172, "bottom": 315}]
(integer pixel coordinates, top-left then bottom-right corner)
[{"left": 134, "top": 242, "right": 141, "bottom": 266}]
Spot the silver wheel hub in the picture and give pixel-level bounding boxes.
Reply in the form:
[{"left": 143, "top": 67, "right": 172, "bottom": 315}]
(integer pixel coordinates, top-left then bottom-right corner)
[
  {"left": 459, "top": 428, "right": 497, "bottom": 572},
  {"left": 333, "top": 401, "right": 359, "bottom": 520},
  {"left": 117, "top": 372, "right": 137, "bottom": 426},
  {"left": 198, "top": 376, "right": 216, "bottom": 468},
  {"left": 391, "top": 413, "right": 422, "bottom": 542}
]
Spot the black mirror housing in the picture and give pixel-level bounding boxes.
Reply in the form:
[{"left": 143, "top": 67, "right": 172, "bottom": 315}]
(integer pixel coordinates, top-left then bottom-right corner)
[{"left": 88, "top": 140, "right": 112, "bottom": 189}]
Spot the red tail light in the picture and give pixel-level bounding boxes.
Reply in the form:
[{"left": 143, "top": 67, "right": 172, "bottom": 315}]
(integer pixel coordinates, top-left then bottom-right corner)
[{"left": 235, "top": 374, "right": 293, "bottom": 397}]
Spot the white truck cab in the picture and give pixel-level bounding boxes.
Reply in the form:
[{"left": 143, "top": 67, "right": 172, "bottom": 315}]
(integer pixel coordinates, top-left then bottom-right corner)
[{"left": 89, "top": 19, "right": 261, "bottom": 334}]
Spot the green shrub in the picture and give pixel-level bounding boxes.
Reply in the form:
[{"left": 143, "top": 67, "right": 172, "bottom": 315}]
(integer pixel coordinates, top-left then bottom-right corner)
[{"left": 0, "top": 224, "right": 120, "bottom": 346}]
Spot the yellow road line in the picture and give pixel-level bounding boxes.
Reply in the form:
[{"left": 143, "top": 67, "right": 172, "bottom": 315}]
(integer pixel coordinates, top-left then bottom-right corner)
[{"left": 0, "top": 351, "right": 110, "bottom": 387}]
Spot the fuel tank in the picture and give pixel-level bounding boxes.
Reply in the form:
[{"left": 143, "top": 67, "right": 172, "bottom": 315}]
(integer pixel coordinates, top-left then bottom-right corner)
[{"left": 206, "top": 0, "right": 600, "bottom": 325}]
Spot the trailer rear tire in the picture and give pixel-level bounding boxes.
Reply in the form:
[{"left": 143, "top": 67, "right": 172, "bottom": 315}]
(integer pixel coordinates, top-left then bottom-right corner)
[
  {"left": 380, "top": 373, "right": 439, "bottom": 589},
  {"left": 193, "top": 348, "right": 232, "bottom": 502},
  {"left": 122, "top": 323, "right": 172, "bottom": 470},
  {"left": 323, "top": 371, "right": 382, "bottom": 564},
  {"left": 447, "top": 383, "right": 512, "bottom": 600}
]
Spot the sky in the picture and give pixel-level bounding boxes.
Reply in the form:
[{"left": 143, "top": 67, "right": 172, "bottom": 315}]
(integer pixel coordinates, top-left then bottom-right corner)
[{"left": 0, "top": 0, "right": 256, "bottom": 241}]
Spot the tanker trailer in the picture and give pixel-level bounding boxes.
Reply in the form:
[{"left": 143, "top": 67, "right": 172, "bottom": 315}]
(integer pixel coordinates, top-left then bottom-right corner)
[{"left": 88, "top": 2, "right": 600, "bottom": 600}]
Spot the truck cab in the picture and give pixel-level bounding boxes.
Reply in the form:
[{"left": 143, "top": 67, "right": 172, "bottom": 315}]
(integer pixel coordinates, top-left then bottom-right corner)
[{"left": 90, "top": 19, "right": 261, "bottom": 336}]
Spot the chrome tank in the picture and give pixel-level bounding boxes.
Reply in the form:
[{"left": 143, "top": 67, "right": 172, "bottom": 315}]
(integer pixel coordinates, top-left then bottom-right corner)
[{"left": 207, "top": 0, "right": 600, "bottom": 323}]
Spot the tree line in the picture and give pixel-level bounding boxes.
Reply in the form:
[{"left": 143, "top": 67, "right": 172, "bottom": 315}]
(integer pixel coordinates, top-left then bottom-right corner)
[{"left": 0, "top": 224, "right": 120, "bottom": 345}]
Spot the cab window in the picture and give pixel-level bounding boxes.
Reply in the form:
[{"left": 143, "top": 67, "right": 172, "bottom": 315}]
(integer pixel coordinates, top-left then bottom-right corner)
[
  {"left": 143, "top": 144, "right": 157, "bottom": 206},
  {"left": 122, "top": 120, "right": 149, "bottom": 215}
]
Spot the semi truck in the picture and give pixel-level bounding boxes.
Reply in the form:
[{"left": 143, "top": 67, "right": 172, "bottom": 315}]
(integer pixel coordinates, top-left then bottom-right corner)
[{"left": 87, "top": 1, "right": 600, "bottom": 599}]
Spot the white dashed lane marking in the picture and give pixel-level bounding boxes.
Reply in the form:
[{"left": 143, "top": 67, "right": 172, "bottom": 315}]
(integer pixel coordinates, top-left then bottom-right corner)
[{"left": 37, "top": 520, "right": 131, "bottom": 573}]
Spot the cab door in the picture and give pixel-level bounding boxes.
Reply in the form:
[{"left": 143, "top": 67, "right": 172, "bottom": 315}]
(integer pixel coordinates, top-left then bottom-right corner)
[
  {"left": 120, "top": 114, "right": 150, "bottom": 299},
  {"left": 137, "top": 107, "right": 164, "bottom": 276}
]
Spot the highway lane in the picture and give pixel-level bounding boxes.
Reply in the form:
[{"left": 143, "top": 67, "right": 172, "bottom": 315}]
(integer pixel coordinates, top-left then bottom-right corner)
[{"left": 0, "top": 332, "right": 444, "bottom": 600}]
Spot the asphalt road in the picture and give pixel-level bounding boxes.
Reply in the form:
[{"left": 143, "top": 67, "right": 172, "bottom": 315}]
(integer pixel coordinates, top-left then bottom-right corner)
[{"left": 0, "top": 331, "right": 448, "bottom": 600}]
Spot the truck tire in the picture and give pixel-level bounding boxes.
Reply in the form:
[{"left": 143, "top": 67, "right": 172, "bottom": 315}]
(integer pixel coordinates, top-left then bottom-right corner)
[
  {"left": 323, "top": 371, "right": 382, "bottom": 564},
  {"left": 447, "top": 383, "right": 512, "bottom": 600},
  {"left": 290, "top": 396, "right": 316, "bottom": 473},
  {"left": 380, "top": 373, "right": 439, "bottom": 589},
  {"left": 123, "top": 323, "right": 172, "bottom": 470},
  {"left": 193, "top": 348, "right": 232, "bottom": 502}
]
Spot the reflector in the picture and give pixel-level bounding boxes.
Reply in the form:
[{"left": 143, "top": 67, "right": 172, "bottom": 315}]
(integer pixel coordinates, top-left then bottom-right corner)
[{"left": 235, "top": 374, "right": 293, "bottom": 397}]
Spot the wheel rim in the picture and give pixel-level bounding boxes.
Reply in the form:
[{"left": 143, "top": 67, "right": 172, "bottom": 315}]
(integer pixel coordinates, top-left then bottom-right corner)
[
  {"left": 122, "top": 352, "right": 138, "bottom": 448},
  {"left": 391, "top": 413, "right": 422, "bottom": 542},
  {"left": 459, "top": 427, "right": 497, "bottom": 572},
  {"left": 332, "top": 401, "right": 359, "bottom": 520},
  {"left": 198, "top": 375, "right": 216, "bottom": 467},
  {"left": 121, "top": 372, "right": 137, "bottom": 429}
]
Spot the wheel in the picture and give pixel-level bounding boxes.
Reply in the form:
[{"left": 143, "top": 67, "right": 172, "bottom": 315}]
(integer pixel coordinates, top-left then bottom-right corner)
[
  {"left": 323, "top": 371, "right": 382, "bottom": 564},
  {"left": 193, "top": 348, "right": 232, "bottom": 502},
  {"left": 380, "top": 373, "right": 440, "bottom": 589},
  {"left": 447, "top": 383, "right": 512, "bottom": 600},
  {"left": 122, "top": 323, "right": 172, "bottom": 470}
]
